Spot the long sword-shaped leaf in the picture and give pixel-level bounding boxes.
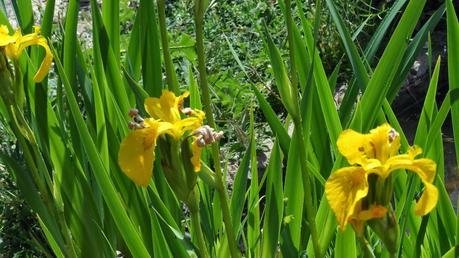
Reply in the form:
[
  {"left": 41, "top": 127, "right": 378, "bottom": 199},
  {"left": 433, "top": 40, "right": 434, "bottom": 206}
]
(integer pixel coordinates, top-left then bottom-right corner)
[
  {"left": 447, "top": 0, "right": 459, "bottom": 175},
  {"left": 280, "top": 130, "right": 304, "bottom": 257},
  {"left": 102, "top": 0, "right": 120, "bottom": 62},
  {"left": 247, "top": 110, "right": 260, "bottom": 257},
  {"left": 139, "top": 0, "right": 163, "bottom": 97},
  {"left": 52, "top": 47, "right": 150, "bottom": 257},
  {"left": 63, "top": 0, "right": 79, "bottom": 90},
  {"left": 262, "top": 27, "right": 297, "bottom": 118},
  {"left": 261, "top": 141, "right": 283, "bottom": 258},
  {"left": 351, "top": 0, "right": 426, "bottom": 132},
  {"left": 91, "top": 0, "right": 131, "bottom": 114}
]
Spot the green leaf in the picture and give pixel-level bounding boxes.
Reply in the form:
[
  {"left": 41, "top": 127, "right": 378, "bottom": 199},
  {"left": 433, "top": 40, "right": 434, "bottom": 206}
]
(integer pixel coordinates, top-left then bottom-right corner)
[
  {"left": 447, "top": 0, "right": 459, "bottom": 175},
  {"left": 139, "top": 0, "right": 163, "bottom": 97},
  {"left": 351, "top": 0, "right": 427, "bottom": 132},
  {"left": 52, "top": 46, "right": 151, "bottom": 257},
  {"left": 261, "top": 141, "right": 283, "bottom": 258},
  {"left": 388, "top": 4, "right": 445, "bottom": 103},
  {"left": 325, "top": 0, "right": 368, "bottom": 88},
  {"left": 11, "top": 0, "right": 33, "bottom": 32},
  {"left": 301, "top": 19, "right": 343, "bottom": 152},
  {"left": 415, "top": 57, "right": 442, "bottom": 146},
  {"left": 230, "top": 129, "right": 251, "bottom": 235},
  {"left": 335, "top": 228, "right": 356, "bottom": 258},
  {"left": 247, "top": 110, "right": 260, "bottom": 257},
  {"left": 262, "top": 27, "right": 298, "bottom": 117},
  {"left": 102, "top": 0, "right": 120, "bottom": 62},
  {"left": 126, "top": 10, "right": 142, "bottom": 80},
  {"left": 0, "top": 151, "right": 66, "bottom": 255},
  {"left": 91, "top": 0, "right": 131, "bottom": 114},
  {"left": 280, "top": 130, "right": 304, "bottom": 257},
  {"left": 63, "top": 0, "right": 80, "bottom": 89},
  {"left": 251, "top": 84, "right": 290, "bottom": 154}
]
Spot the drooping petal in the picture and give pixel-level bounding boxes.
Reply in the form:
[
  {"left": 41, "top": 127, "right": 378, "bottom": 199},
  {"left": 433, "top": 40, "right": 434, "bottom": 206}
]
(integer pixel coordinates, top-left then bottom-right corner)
[
  {"left": 2, "top": 26, "right": 53, "bottom": 82},
  {"left": 384, "top": 150, "right": 438, "bottom": 215},
  {"left": 29, "top": 37, "right": 53, "bottom": 82},
  {"left": 415, "top": 183, "right": 438, "bottom": 216},
  {"left": 144, "top": 90, "right": 190, "bottom": 122},
  {"left": 191, "top": 138, "right": 203, "bottom": 172},
  {"left": 118, "top": 118, "right": 173, "bottom": 186},
  {"left": 384, "top": 149, "right": 435, "bottom": 181},
  {"left": 118, "top": 127, "right": 157, "bottom": 186},
  {"left": 325, "top": 166, "right": 369, "bottom": 229}
]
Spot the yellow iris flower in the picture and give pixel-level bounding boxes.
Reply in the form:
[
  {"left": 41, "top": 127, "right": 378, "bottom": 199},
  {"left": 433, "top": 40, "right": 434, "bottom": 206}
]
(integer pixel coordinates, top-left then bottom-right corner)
[
  {"left": 145, "top": 90, "right": 205, "bottom": 139},
  {"left": 325, "top": 124, "right": 438, "bottom": 230},
  {"left": 118, "top": 90, "right": 205, "bottom": 186},
  {"left": 0, "top": 25, "right": 53, "bottom": 82}
]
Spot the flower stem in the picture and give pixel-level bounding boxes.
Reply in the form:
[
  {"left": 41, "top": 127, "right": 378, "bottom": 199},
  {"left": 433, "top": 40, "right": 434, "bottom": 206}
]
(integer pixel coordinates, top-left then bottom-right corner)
[
  {"left": 194, "top": 1, "right": 240, "bottom": 257},
  {"left": 358, "top": 235, "right": 376, "bottom": 258},
  {"left": 188, "top": 188, "right": 210, "bottom": 258}
]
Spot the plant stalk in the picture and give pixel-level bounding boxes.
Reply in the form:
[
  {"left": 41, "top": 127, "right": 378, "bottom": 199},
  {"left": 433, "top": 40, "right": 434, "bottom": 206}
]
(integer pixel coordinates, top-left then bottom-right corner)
[
  {"left": 188, "top": 188, "right": 210, "bottom": 258},
  {"left": 284, "top": 0, "right": 321, "bottom": 256},
  {"left": 358, "top": 235, "right": 376, "bottom": 258},
  {"left": 194, "top": 1, "right": 240, "bottom": 257}
]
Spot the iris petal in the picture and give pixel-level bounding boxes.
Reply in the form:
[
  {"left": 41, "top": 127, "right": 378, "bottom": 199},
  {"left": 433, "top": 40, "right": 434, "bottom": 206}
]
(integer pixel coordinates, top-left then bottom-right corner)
[
  {"left": 356, "top": 205, "right": 387, "bottom": 221},
  {"left": 173, "top": 116, "right": 204, "bottom": 138},
  {"left": 0, "top": 25, "right": 20, "bottom": 46},
  {"left": 337, "top": 129, "right": 372, "bottom": 165},
  {"left": 385, "top": 152, "right": 437, "bottom": 214},
  {"left": 0, "top": 25, "right": 53, "bottom": 82},
  {"left": 350, "top": 204, "right": 388, "bottom": 235},
  {"left": 415, "top": 183, "right": 438, "bottom": 216},
  {"left": 118, "top": 127, "right": 157, "bottom": 186},
  {"left": 30, "top": 37, "right": 53, "bottom": 82},
  {"left": 337, "top": 124, "right": 402, "bottom": 166},
  {"left": 118, "top": 119, "right": 173, "bottom": 186},
  {"left": 191, "top": 139, "right": 203, "bottom": 172},
  {"left": 325, "top": 167, "right": 369, "bottom": 229},
  {"left": 144, "top": 90, "right": 189, "bottom": 122}
]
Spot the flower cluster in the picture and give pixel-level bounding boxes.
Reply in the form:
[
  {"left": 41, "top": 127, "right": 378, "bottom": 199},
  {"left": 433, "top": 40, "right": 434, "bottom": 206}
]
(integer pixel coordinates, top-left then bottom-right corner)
[
  {"left": 325, "top": 124, "right": 438, "bottom": 235},
  {"left": 118, "top": 90, "right": 220, "bottom": 187},
  {"left": 0, "top": 25, "right": 53, "bottom": 82}
]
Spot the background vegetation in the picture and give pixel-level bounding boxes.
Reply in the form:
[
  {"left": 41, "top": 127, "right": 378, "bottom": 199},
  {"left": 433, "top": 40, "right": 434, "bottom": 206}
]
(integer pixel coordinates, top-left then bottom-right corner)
[{"left": 0, "top": 0, "right": 456, "bottom": 257}]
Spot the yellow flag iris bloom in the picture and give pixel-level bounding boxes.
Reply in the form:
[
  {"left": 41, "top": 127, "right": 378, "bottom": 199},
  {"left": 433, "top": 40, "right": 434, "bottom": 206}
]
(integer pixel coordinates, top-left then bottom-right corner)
[
  {"left": 145, "top": 90, "right": 205, "bottom": 139},
  {"left": 325, "top": 124, "right": 438, "bottom": 230},
  {"left": 118, "top": 90, "right": 205, "bottom": 186},
  {"left": 0, "top": 25, "right": 53, "bottom": 82}
]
